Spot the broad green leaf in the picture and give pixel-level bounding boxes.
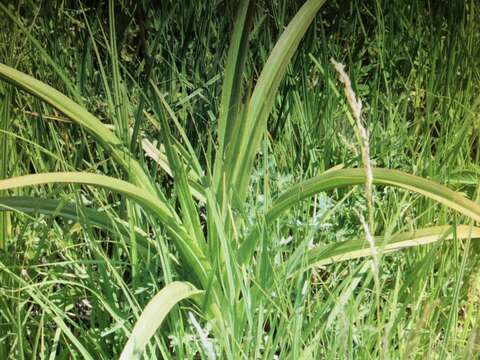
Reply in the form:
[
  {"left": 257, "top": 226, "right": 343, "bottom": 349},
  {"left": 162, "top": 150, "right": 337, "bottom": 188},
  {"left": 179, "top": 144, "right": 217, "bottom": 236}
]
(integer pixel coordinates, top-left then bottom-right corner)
[
  {"left": 287, "top": 225, "right": 480, "bottom": 276},
  {"left": 239, "top": 167, "right": 480, "bottom": 263},
  {"left": 228, "top": 0, "right": 327, "bottom": 203},
  {"left": 214, "top": 0, "right": 255, "bottom": 192},
  {"left": 119, "top": 282, "right": 202, "bottom": 360}
]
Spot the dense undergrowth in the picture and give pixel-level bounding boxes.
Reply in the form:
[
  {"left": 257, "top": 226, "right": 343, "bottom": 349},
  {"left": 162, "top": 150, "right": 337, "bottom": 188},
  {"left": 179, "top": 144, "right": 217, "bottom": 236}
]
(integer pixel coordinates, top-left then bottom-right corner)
[{"left": 0, "top": 0, "right": 480, "bottom": 358}]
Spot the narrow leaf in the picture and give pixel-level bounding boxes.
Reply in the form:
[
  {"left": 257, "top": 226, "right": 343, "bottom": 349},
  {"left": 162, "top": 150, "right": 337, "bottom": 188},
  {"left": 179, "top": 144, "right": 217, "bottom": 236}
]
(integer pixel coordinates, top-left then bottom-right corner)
[
  {"left": 0, "top": 196, "right": 151, "bottom": 249},
  {"left": 216, "top": 0, "right": 255, "bottom": 156},
  {"left": 151, "top": 84, "right": 206, "bottom": 247}
]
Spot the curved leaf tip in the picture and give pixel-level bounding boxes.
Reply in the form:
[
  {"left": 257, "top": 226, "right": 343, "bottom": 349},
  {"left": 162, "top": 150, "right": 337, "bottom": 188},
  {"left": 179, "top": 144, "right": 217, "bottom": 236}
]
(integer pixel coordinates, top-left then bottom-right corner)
[{"left": 119, "top": 282, "right": 202, "bottom": 360}]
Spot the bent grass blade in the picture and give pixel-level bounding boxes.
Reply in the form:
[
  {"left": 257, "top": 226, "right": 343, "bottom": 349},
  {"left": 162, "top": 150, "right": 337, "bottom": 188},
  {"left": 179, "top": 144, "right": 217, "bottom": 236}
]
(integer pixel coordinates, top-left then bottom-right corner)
[
  {"left": 0, "top": 196, "right": 153, "bottom": 250},
  {"left": 239, "top": 167, "right": 480, "bottom": 263},
  {"left": 268, "top": 168, "right": 480, "bottom": 223},
  {"left": 119, "top": 282, "right": 202, "bottom": 360},
  {"left": 0, "top": 63, "right": 155, "bottom": 194},
  {"left": 287, "top": 225, "right": 480, "bottom": 276},
  {"left": 0, "top": 172, "right": 211, "bottom": 287}
]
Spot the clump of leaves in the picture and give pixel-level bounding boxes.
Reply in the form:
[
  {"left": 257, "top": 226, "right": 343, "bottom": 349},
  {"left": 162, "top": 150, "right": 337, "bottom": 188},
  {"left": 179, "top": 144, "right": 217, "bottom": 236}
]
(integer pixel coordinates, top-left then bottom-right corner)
[{"left": 1, "top": 0, "right": 480, "bottom": 358}]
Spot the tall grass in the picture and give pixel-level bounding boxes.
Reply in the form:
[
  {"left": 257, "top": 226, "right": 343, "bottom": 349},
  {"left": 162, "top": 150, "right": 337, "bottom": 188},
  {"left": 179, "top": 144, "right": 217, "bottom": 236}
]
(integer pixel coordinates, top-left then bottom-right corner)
[{"left": 0, "top": 0, "right": 479, "bottom": 358}]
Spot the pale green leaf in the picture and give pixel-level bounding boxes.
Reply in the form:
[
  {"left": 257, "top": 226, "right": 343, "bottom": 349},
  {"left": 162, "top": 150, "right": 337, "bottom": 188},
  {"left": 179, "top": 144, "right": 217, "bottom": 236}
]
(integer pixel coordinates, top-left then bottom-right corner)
[
  {"left": 228, "top": 0, "right": 327, "bottom": 203},
  {"left": 288, "top": 225, "right": 480, "bottom": 276},
  {"left": 119, "top": 282, "right": 202, "bottom": 360}
]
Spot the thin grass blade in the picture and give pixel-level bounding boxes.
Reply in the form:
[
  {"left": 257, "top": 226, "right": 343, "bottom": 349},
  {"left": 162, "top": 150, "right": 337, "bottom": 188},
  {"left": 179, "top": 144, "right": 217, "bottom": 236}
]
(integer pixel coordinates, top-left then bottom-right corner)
[{"left": 151, "top": 84, "right": 206, "bottom": 247}]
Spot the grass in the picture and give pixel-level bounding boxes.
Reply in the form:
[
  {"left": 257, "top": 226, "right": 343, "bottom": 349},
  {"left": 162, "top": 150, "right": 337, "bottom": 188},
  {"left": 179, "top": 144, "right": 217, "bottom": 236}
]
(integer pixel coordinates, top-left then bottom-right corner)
[{"left": 0, "top": 0, "right": 480, "bottom": 358}]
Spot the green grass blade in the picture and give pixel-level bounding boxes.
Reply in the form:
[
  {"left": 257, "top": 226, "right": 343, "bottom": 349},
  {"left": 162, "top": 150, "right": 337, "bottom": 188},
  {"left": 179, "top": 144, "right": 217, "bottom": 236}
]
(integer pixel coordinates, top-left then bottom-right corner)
[
  {"left": 0, "top": 263, "right": 95, "bottom": 359},
  {"left": 119, "top": 282, "right": 202, "bottom": 360},
  {"left": 79, "top": 4, "right": 115, "bottom": 124},
  {"left": 269, "top": 168, "right": 480, "bottom": 222},
  {"left": 0, "top": 63, "right": 155, "bottom": 194},
  {"left": 239, "top": 167, "right": 480, "bottom": 263},
  {"left": 108, "top": 0, "right": 129, "bottom": 138},
  {"left": 151, "top": 84, "right": 206, "bottom": 247},
  {"left": 0, "top": 195, "right": 119, "bottom": 226},
  {"left": 288, "top": 225, "right": 480, "bottom": 275},
  {"left": 228, "top": 0, "right": 327, "bottom": 203},
  {"left": 0, "top": 3, "right": 82, "bottom": 102},
  {"left": 153, "top": 85, "right": 204, "bottom": 177},
  {"left": 0, "top": 84, "right": 12, "bottom": 249},
  {"left": 0, "top": 172, "right": 173, "bottom": 220},
  {"left": 108, "top": 113, "right": 206, "bottom": 202}
]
